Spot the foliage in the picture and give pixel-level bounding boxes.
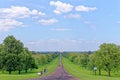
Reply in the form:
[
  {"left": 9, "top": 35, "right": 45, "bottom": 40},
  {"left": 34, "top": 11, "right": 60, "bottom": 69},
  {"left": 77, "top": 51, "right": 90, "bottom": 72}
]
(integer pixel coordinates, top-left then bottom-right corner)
[
  {"left": 64, "top": 43, "right": 120, "bottom": 77},
  {"left": 32, "top": 53, "right": 58, "bottom": 66},
  {"left": 0, "top": 36, "right": 35, "bottom": 74},
  {"left": 63, "top": 57, "right": 120, "bottom": 80},
  {"left": 63, "top": 53, "right": 89, "bottom": 69},
  {"left": 0, "top": 56, "right": 59, "bottom": 80},
  {"left": 0, "top": 35, "right": 58, "bottom": 75}
]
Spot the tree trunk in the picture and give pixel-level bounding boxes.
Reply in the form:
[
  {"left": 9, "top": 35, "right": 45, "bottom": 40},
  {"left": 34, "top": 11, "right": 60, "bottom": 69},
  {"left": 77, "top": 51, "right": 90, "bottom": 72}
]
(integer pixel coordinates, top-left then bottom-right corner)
[
  {"left": 25, "top": 69, "right": 27, "bottom": 73},
  {"left": 99, "top": 69, "right": 101, "bottom": 75},
  {"left": 106, "top": 63, "right": 111, "bottom": 77},
  {"left": 18, "top": 70, "right": 21, "bottom": 74},
  {"left": 108, "top": 68, "right": 111, "bottom": 77},
  {"left": 9, "top": 70, "right": 11, "bottom": 74}
]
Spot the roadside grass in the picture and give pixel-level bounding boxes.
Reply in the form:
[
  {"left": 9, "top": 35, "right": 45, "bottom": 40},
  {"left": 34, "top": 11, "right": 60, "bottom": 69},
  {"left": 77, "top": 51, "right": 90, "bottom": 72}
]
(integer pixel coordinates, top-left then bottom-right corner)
[
  {"left": 0, "top": 57, "right": 59, "bottom": 80},
  {"left": 62, "top": 57, "right": 120, "bottom": 80}
]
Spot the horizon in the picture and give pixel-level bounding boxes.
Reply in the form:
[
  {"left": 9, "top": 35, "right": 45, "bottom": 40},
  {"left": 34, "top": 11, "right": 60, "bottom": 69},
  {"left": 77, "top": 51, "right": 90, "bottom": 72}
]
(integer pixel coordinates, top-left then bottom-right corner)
[{"left": 0, "top": 0, "right": 120, "bottom": 51}]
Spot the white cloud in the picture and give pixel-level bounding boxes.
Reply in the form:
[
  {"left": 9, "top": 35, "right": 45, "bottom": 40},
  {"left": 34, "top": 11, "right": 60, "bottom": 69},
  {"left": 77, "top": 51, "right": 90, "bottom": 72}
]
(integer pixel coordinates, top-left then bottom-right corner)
[
  {"left": 0, "top": 6, "right": 46, "bottom": 32},
  {"left": 50, "top": 1, "right": 73, "bottom": 14},
  {"left": 38, "top": 18, "right": 58, "bottom": 25},
  {"left": 0, "top": 19, "right": 23, "bottom": 31},
  {"left": 0, "top": 6, "right": 45, "bottom": 19},
  {"left": 64, "top": 14, "right": 81, "bottom": 18},
  {"left": 31, "top": 9, "right": 45, "bottom": 16},
  {"left": 75, "top": 5, "right": 97, "bottom": 12},
  {"left": 51, "top": 28, "right": 71, "bottom": 31}
]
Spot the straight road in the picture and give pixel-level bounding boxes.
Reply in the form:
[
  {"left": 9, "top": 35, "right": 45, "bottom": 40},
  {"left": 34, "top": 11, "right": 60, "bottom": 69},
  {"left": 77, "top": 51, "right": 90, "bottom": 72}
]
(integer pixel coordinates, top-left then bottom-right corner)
[{"left": 31, "top": 54, "right": 79, "bottom": 80}]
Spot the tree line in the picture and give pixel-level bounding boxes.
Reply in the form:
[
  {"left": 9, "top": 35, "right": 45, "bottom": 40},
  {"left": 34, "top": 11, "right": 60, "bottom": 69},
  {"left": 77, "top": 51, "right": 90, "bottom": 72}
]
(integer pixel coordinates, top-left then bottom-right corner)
[
  {"left": 64, "top": 43, "right": 120, "bottom": 77},
  {"left": 32, "top": 52, "right": 58, "bottom": 66},
  {"left": 0, "top": 36, "right": 58, "bottom": 74}
]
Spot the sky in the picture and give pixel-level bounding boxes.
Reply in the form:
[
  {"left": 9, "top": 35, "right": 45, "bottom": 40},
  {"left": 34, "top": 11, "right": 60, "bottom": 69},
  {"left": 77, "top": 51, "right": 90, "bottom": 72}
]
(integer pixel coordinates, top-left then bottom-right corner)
[{"left": 0, "top": 0, "right": 120, "bottom": 51}]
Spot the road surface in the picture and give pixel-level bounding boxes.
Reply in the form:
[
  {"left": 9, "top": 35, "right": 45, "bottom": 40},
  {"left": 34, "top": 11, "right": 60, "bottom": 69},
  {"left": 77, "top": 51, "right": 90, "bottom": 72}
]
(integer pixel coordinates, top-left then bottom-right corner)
[{"left": 31, "top": 54, "right": 79, "bottom": 80}]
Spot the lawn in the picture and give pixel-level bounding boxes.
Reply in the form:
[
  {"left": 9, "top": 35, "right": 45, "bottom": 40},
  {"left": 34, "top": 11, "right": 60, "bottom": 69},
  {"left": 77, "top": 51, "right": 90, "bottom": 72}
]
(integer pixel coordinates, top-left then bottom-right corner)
[
  {"left": 62, "top": 57, "right": 120, "bottom": 80},
  {"left": 0, "top": 57, "right": 59, "bottom": 80}
]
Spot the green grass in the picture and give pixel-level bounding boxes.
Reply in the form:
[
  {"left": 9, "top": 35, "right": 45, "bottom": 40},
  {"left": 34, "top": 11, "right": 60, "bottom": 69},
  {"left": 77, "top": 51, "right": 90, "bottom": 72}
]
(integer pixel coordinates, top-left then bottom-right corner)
[
  {"left": 0, "top": 57, "right": 59, "bottom": 80},
  {"left": 62, "top": 57, "right": 120, "bottom": 80}
]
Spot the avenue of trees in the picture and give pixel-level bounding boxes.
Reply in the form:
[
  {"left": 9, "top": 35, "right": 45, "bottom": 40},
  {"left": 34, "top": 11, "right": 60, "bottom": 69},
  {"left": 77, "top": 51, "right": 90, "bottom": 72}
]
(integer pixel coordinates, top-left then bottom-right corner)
[
  {"left": 32, "top": 53, "right": 58, "bottom": 66},
  {"left": 64, "top": 43, "right": 120, "bottom": 77},
  {"left": 0, "top": 36, "right": 58, "bottom": 74}
]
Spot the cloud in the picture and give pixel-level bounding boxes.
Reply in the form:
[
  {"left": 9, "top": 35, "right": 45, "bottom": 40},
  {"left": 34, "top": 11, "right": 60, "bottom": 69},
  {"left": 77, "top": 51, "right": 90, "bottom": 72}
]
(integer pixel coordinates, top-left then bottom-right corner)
[
  {"left": 0, "top": 19, "right": 23, "bottom": 31},
  {"left": 64, "top": 14, "right": 81, "bottom": 18},
  {"left": 0, "top": 6, "right": 45, "bottom": 19},
  {"left": 51, "top": 28, "right": 71, "bottom": 31},
  {"left": 50, "top": 1, "right": 73, "bottom": 14},
  {"left": 0, "top": 6, "right": 46, "bottom": 32},
  {"left": 38, "top": 18, "right": 58, "bottom": 25},
  {"left": 75, "top": 5, "right": 97, "bottom": 12}
]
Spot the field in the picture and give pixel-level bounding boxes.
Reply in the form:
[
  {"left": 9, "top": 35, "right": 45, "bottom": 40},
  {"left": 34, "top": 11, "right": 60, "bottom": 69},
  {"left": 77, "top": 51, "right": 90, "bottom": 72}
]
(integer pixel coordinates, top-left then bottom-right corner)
[
  {"left": 0, "top": 56, "right": 59, "bottom": 80},
  {"left": 62, "top": 57, "right": 120, "bottom": 80}
]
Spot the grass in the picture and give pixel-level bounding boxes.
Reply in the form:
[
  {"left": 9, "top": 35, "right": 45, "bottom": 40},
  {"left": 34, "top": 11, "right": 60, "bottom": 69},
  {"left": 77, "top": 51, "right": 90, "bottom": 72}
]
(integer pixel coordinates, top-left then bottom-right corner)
[
  {"left": 62, "top": 57, "right": 120, "bottom": 80},
  {"left": 0, "top": 57, "right": 59, "bottom": 80}
]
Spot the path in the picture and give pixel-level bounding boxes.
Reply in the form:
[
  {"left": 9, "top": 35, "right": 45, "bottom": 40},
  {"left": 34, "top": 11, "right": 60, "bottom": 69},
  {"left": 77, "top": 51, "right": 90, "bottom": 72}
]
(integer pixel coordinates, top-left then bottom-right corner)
[{"left": 31, "top": 54, "right": 78, "bottom": 80}]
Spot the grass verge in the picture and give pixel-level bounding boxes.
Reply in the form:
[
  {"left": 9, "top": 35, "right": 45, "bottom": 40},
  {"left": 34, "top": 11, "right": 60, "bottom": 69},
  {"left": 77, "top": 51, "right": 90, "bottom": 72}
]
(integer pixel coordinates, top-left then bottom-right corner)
[{"left": 62, "top": 57, "right": 120, "bottom": 80}]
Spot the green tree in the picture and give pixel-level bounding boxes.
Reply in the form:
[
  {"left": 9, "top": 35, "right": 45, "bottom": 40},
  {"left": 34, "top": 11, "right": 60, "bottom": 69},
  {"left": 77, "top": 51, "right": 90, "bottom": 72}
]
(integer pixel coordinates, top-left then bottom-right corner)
[
  {"left": 0, "top": 35, "right": 37, "bottom": 74},
  {"left": 94, "top": 51, "right": 104, "bottom": 75},
  {"left": 3, "top": 36, "right": 19, "bottom": 74},
  {"left": 17, "top": 53, "right": 25, "bottom": 74},
  {"left": 3, "top": 36, "right": 24, "bottom": 74},
  {"left": 88, "top": 54, "right": 95, "bottom": 70},
  {"left": 5, "top": 54, "right": 18, "bottom": 74},
  {"left": 3, "top": 36, "right": 23, "bottom": 54},
  {"left": 99, "top": 43, "right": 120, "bottom": 77},
  {"left": 22, "top": 48, "right": 35, "bottom": 73},
  {"left": 79, "top": 54, "right": 89, "bottom": 69},
  {"left": 0, "top": 44, "right": 5, "bottom": 72}
]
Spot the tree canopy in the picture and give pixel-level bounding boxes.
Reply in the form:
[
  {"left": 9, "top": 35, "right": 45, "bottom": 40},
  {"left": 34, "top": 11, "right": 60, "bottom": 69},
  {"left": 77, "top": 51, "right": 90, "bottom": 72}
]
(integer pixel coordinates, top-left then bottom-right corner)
[{"left": 0, "top": 36, "right": 36, "bottom": 74}]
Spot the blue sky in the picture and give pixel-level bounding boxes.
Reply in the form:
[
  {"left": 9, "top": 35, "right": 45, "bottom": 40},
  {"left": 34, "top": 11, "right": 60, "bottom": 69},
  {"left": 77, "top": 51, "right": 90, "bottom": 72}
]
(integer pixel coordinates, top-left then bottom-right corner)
[{"left": 0, "top": 0, "right": 120, "bottom": 51}]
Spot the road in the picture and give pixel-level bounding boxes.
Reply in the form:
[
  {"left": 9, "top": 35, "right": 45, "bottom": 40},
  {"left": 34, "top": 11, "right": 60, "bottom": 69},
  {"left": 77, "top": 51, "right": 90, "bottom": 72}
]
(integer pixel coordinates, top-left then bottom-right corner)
[{"left": 31, "top": 54, "right": 78, "bottom": 80}]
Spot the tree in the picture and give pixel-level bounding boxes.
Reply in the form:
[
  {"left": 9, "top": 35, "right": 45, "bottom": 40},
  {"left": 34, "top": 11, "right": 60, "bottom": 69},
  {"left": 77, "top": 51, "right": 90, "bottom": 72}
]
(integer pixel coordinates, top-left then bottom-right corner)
[
  {"left": 17, "top": 53, "right": 25, "bottom": 74},
  {"left": 68, "top": 53, "right": 77, "bottom": 62},
  {"left": 99, "top": 43, "right": 120, "bottom": 77},
  {"left": 0, "top": 44, "right": 5, "bottom": 72},
  {"left": 88, "top": 54, "right": 95, "bottom": 70},
  {"left": 93, "top": 50, "right": 104, "bottom": 75},
  {"left": 3, "top": 36, "right": 19, "bottom": 74},
  {"left": 79, "top": 54, "right": 89, "bottom": 69},
  {"left": 74, "top": 55, "right": 81, "bottom": 65},
  {"left": 0, "top": 35, "right": 38, "bottom": 74},
  {"left": 29, "top": 57, "right": 38, "bottom": 70},
  {"left": 3, "top": 36, "right": 24, "bottom": 74},
  {"left": 5, "top": 54, "right": 17, "bottom": 74},
  {"left": 22, "top": 48, "right": 36, "bottom": 73}
]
